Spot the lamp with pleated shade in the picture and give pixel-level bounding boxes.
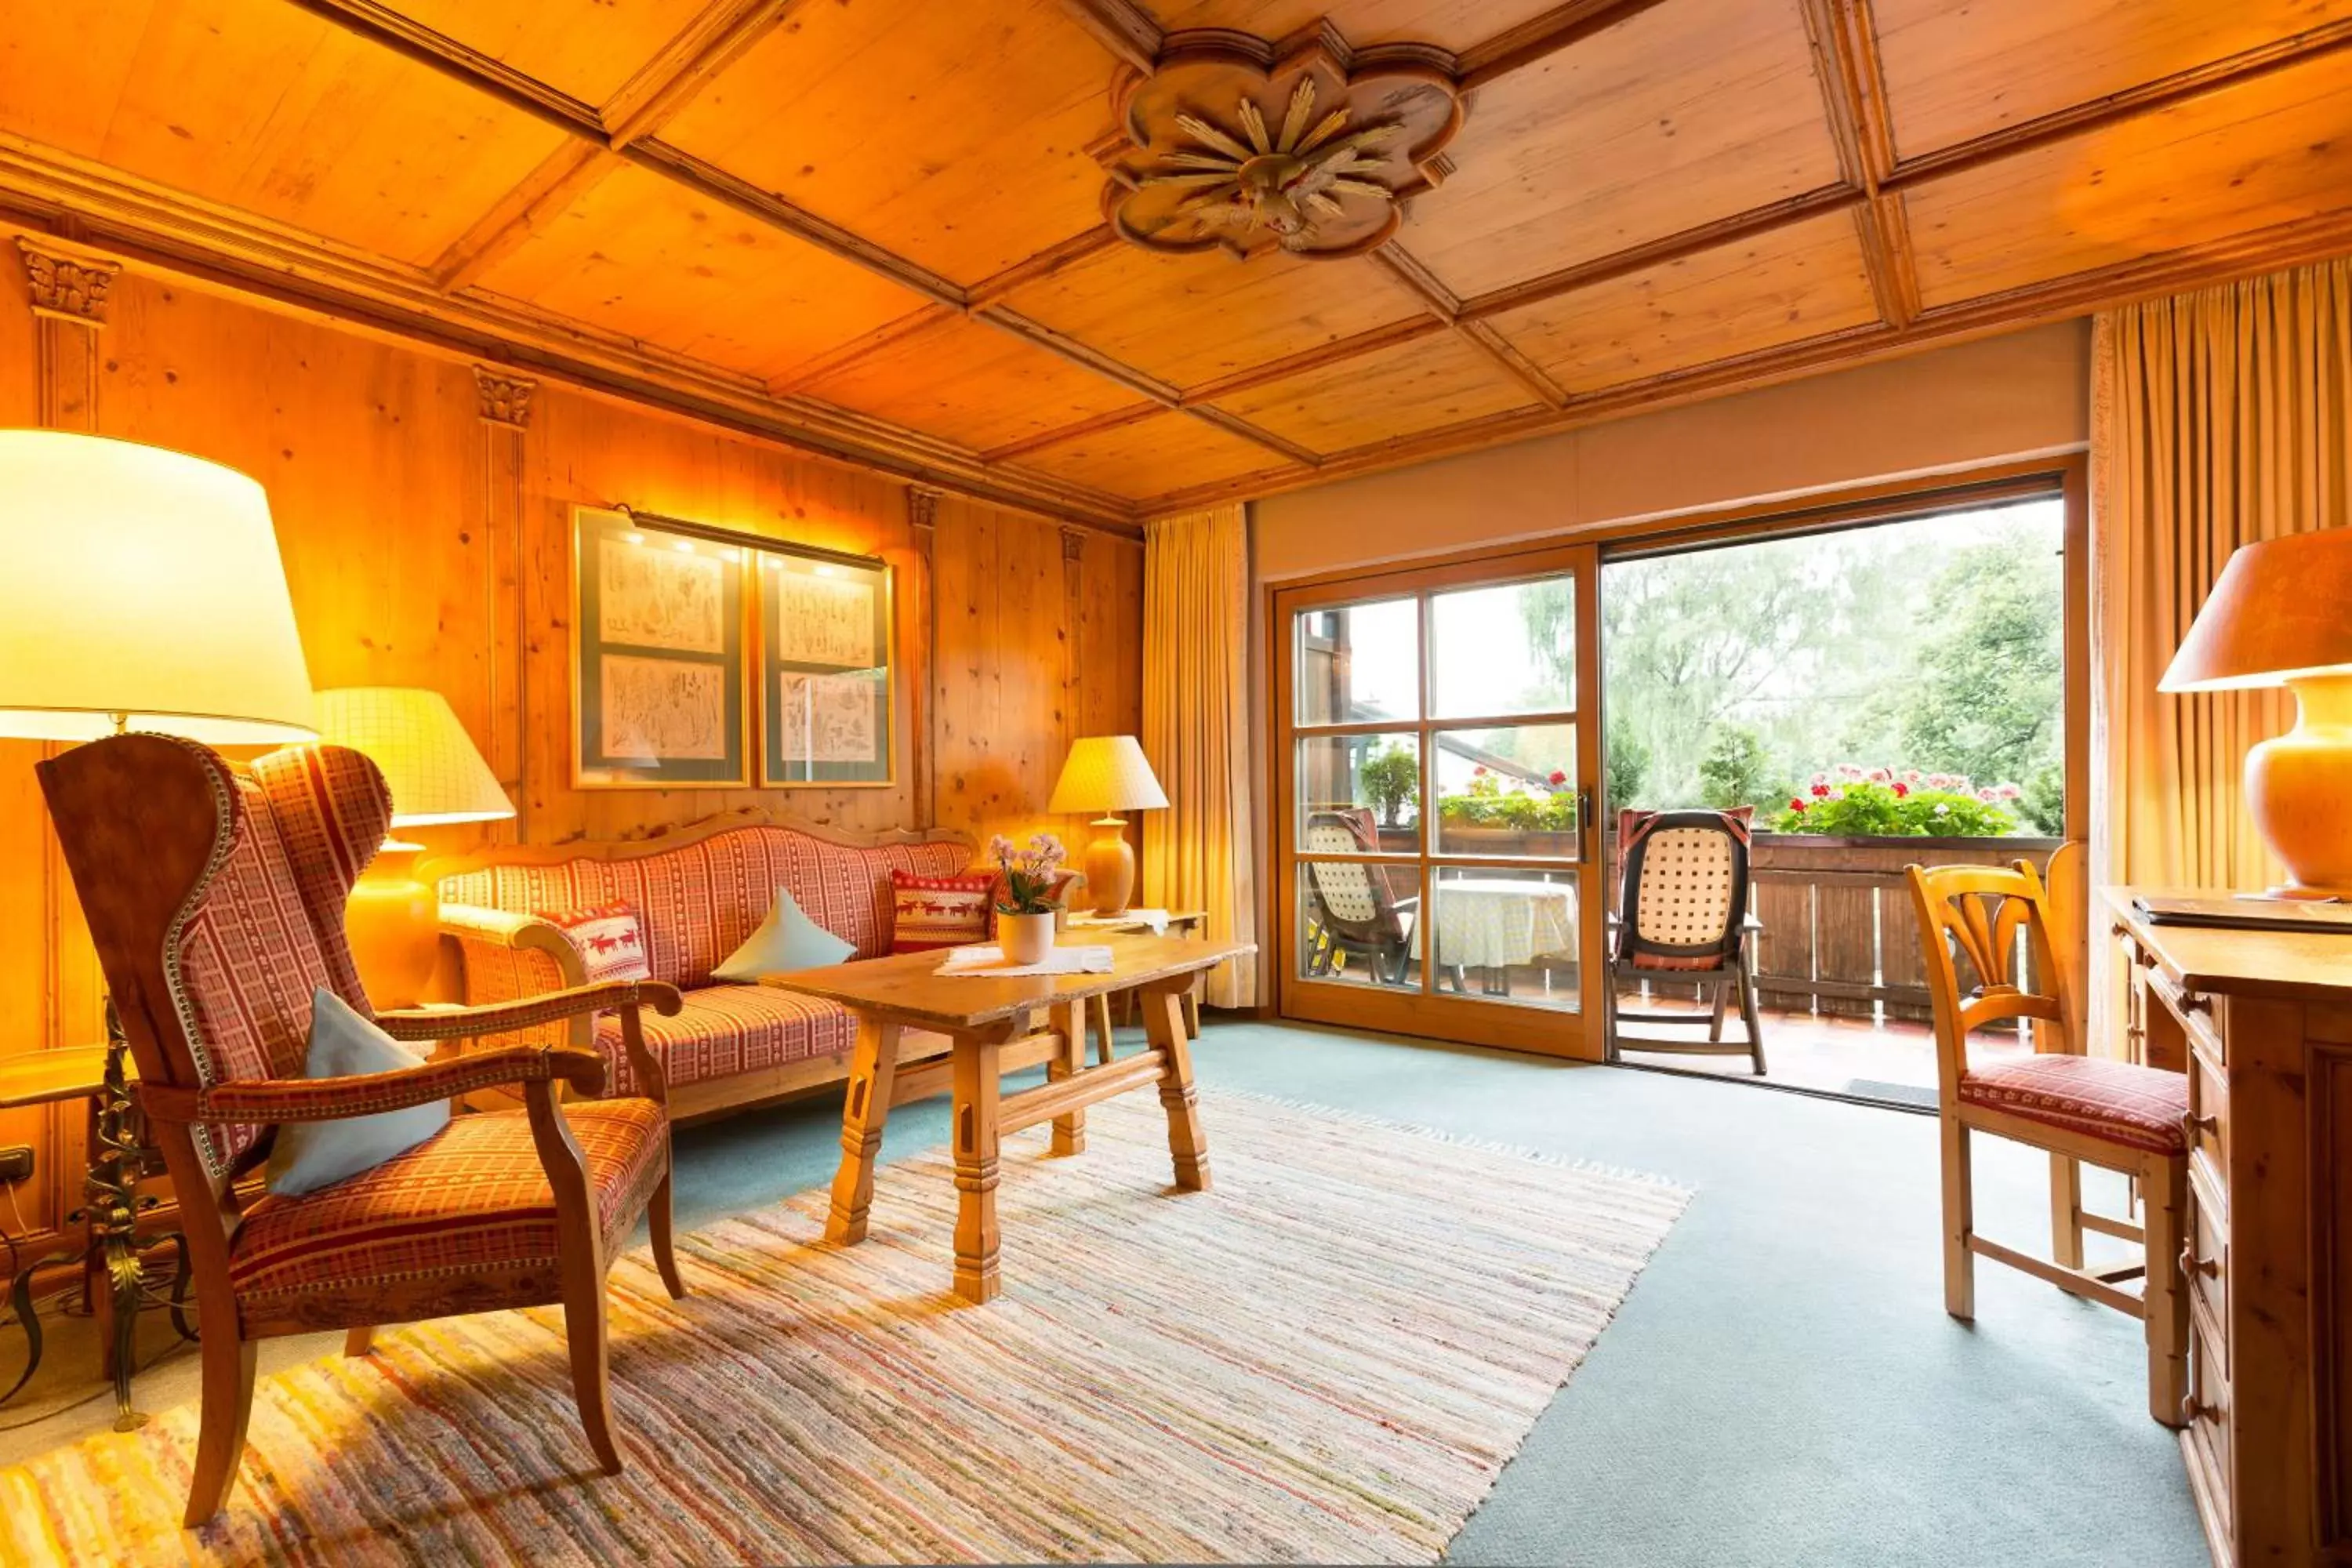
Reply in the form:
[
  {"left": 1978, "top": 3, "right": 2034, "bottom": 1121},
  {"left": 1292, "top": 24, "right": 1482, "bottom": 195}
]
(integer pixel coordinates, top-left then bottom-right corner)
[
  {"left": 2161, "top": 525, "right": 2352, "bottom": 895},
  {"left": 1047, "top": 735, "right": 1168, "bottom": 915},
  {"left": 313, "top": 687, "right": 514, "bottom": 1006}
]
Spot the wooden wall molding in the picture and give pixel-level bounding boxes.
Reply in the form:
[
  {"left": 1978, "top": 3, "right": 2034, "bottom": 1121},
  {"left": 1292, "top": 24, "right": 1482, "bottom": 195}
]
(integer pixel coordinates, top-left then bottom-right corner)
[
  {"left": 906, "top": 485, "right": 941, "bottom": 828},
  {"left": 14, "top": 234, "right": 118, "bottom": 325},
  {"left": 472, "top": 363, "right": 535, "bottom": 427},
  {"left": 0, "top": 135, "right": 1142, "bottom": 533}
]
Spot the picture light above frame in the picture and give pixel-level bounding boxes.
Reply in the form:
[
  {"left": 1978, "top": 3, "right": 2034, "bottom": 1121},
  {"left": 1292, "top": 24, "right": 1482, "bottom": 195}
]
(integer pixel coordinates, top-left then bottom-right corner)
[{"left": 572, "top": 504, "right": 895, "bottom": 790}]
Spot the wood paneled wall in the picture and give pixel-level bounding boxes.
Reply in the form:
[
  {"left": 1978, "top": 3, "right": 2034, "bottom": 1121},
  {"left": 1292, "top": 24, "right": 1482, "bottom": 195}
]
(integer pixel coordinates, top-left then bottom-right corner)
[{"left": 0, "top": 244, "right": 1142, "bottom": 1257}]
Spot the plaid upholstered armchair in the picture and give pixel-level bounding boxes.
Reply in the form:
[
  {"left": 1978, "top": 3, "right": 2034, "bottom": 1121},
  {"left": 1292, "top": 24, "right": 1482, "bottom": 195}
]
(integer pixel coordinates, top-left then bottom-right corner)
[{"left": 37, "top": 735, "right": 687, "bottom": 1526}]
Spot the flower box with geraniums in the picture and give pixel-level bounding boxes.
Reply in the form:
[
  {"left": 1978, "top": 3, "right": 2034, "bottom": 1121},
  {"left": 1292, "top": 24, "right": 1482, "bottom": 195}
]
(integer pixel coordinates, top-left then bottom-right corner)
[
  {"left": 990, "top": 832, "right": 1067, "bottom": 964},
  {"left": 1435, "top": 766, "right": 1581, "bottom": 858},
  {"left": 1771, "top": 766, "right": 2025, "bottom": 837}
]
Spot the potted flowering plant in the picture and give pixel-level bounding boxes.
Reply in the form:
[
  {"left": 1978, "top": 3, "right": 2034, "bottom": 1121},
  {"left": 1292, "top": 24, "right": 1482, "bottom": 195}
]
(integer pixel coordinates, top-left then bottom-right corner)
[
  {"left": 1770, "top": 765, "right": 2024, "bottom": 837},
  {"left": 990, "top": 832, "right": 1067, "bottom": 964},
  {"left": 1434, "top": 765, "right": 1579, "bottom": 855}
]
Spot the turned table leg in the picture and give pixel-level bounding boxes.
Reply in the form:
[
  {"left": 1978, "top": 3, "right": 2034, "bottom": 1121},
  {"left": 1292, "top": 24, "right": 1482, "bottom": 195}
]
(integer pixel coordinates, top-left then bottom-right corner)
[
  {"left": 1142, "top": 982, "right": 1210, "bottom": 1192},
  {"left": 1047, "top": 1002, "right": 1086, "bottom": 1156},
  {"left": 826, "top": 1018, "right": 902, "bottom": 1244},
  {"left": 951, "top": 1032, "right": 1003, "bottom": 1303}
]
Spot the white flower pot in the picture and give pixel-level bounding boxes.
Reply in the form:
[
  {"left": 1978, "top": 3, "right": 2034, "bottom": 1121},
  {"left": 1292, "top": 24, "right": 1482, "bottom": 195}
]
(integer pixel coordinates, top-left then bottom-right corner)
[{"left": 998, "top": 912, "right": 1054, "bottom": 965}]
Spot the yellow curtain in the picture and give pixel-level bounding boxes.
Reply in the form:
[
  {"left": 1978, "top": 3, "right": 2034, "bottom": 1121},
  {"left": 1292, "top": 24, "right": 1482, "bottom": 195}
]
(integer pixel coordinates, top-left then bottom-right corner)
[
  {"left": 2092, "top": 256, "right": 2352, "bottom": 895},
  {"left": 1141, "top": 505, "right": 1258, "bottom": 1009}
]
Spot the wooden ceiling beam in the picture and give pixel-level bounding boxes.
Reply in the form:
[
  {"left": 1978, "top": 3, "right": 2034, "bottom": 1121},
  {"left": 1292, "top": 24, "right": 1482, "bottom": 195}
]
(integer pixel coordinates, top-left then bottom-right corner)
[
  {"left": 981, "top": 400, "right": 1163, "bottom": 465},
  {"left": 966, "top": 228, "right": 1123, "bottom": 310},
  {"left": 1457, "top": 185, "right": 1863, "bottom": 322},
  {"left": 0, "top": 133, "right": 1141, "bottom": 532},
  {"left": 1884, "top": 17, "right": 2352, "bottom": 191},
  {"left": 1135, "top": 201, "right": 2352, "bottom": 518},
  {"left": 282, "top": 0, "right": 1228, "bottom": 470},
  {"left": 1370, "top": 243, "right": 1569, "bottom": 408},
  {"left": 1799, "top": 0, "right": 1918, "bottom": 329},
  {"left": 1187, "top": 405, "right": 1323, "bottom": 467},
  {"left": 1052, "top": 0, "right": 1162, "bottom": 75},
  {"left": 1456, "top": 0, "right": 1679, "bottom": 90},
  {"left": 768, "top": 304, "right": 963, "bottom": 395},
  {"left": 429, "top": 0, "right": 806, "bottom": 292},
  {"left": 600, "top": 0, "right": 804, "bottom": 149},
  {"left": 1179, "top": 316, "right": 1451, "bottom": 405}
]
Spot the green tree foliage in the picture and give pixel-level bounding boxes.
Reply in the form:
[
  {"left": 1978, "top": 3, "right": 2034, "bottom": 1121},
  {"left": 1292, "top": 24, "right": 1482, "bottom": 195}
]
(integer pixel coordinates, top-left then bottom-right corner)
[
  {"left": 1532, "top": 501, "right": 2067, "bottom": 837},
  {"left": 1850, "top": 528, "right": 2063, "bottom": 792},
  {"left": 1605, "top": 720, "right": 1651, "bottom": 808},
  {"left": 1696, "top": 724, "right": 1782, "bottom": 811},
  {"left": 1357, "top": 743, "right": 1420, "bottom": 827}
]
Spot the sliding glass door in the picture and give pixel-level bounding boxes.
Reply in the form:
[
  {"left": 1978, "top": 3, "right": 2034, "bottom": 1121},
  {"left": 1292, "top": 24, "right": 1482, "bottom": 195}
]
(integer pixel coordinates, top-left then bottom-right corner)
[{"left": 1273, "top": 543, "right": 1605, "bottom": 1058}]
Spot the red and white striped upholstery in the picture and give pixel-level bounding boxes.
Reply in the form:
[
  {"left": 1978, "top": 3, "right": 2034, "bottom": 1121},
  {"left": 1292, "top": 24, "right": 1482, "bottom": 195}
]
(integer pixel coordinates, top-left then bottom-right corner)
[
  {"left": 594, "top": 984, "right": 855, "bottom": 1093},
  {"left": 438, "top": 827, "right": 971, "bottom": 985},
  {"left": 228, "top": 1098, "right": 666, "bottom": 1303},
  {"left": 1956, "top": 1053, "right": 2189, "bottom": 1156},
  {"left": 170, "top": 743, "right": 393, "bottom": 1176}
]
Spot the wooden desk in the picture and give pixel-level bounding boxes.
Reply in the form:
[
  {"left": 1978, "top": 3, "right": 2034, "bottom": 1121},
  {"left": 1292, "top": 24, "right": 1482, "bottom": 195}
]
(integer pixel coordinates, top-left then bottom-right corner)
[
  {"left": 768, "top": 931, "right": 1253, "bottom": 1303},
  {"left": 2108, "top": 890, "right": 2352, "bottom": 1567}
]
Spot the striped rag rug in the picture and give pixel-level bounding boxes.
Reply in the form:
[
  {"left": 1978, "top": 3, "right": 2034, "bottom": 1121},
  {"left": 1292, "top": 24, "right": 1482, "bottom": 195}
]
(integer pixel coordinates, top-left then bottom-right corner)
[{"left": 1, "top": 1090, "right": 1688, "bottom": 1566}]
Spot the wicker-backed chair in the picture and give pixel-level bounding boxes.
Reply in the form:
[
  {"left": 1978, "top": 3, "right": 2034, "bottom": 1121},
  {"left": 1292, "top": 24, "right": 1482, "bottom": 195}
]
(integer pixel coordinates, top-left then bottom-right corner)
[
  {"left": 1301, "top": 808, "right": 1417, "bottom": 985},
  {"left": 1905, "top": 858, "right": 2188, "bottom": 1426},
  {"left": 1602, "top": 808, "right": 1765, "bottom": 1073},
  {"left": 37, "top": 735, "right": 687, "bottom": 1525}
]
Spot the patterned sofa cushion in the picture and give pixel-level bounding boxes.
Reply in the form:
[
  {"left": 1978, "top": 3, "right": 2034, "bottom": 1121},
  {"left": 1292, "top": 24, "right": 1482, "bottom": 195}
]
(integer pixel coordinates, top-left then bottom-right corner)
[
  {"left": 437, "top": 825, "right": 972, "bottom": 987},
  {"left": 229, "top": 1098, "right": 665, "bottom": 1302},
  {"left": 593, "top": 982, "right": 855, "bottom": 1094},
  {"left": 1956, "top": 1053, "right": 2189, "bottom": 1156}
]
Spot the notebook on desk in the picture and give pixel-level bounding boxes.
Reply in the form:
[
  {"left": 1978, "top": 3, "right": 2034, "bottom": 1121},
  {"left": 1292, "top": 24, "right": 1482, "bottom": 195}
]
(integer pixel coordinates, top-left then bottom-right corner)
[{"left": 2134, "top": 893, "right": 2352, "bottom": 935}]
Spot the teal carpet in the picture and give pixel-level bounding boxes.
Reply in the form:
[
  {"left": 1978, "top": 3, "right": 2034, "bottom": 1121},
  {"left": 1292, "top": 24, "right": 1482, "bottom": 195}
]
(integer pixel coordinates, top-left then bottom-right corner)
[{"left": 667, "top": 1018, "right": 2204, "bottom": 1568}]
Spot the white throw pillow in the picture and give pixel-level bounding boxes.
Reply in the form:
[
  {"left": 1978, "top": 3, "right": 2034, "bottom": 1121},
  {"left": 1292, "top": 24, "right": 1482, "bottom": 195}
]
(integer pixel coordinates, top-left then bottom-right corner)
[
  {"left": 263, "top": 988, "right": 451, "bottom": 1197},
  {"left": 713, "top": 887, "right": 855, "bottom": 982}
]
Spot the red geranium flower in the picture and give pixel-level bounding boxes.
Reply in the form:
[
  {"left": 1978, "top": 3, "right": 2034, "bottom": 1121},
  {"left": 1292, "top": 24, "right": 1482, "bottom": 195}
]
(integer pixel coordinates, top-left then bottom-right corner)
[
  {"left": 1809, "top": 782, "right": 1831, "bottom": 797},
  {"left": 1548, "top": 769, "right": 1566, "bottom": 786},
  {"left": 1788, "top": 799, "right": 1806, "bottom": 812},
  {"left": 1892, "top": 782, "right": 1908, "bottom": 797},
  {"left": 1472, "top": 765, "right": 1486, "bottom": 777}
]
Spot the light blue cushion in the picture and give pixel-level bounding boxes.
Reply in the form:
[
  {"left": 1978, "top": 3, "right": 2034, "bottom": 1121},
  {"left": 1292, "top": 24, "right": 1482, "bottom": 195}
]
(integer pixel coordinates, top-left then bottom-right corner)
[
  {"left": 263, "top": 989, "right": 450, "bottom": 1198},
  {"left": 713, "top": 887, "right": 854, "bottom": 982}
]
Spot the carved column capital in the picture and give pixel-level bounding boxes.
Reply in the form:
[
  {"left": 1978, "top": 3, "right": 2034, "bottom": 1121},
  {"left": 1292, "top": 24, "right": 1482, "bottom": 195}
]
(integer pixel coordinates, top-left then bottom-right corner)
[
  {"left": 472, "top": 364, "right": 535, "bottom": 427},
  {"left": 906, "top": 485, "right": 942, "bottom": 532},
  {"left": 15, "top": 238, "right": 119, "bottom": 325},
  {"left": 1062, "top": 525, "right": 1087, "bottom": 562}
]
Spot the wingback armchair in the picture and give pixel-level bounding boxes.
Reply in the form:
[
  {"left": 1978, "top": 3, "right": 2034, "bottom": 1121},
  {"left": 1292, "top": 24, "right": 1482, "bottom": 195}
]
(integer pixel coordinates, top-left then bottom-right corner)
[{"left": 36, "top": 735, "right": 687, "bottom": 1526}]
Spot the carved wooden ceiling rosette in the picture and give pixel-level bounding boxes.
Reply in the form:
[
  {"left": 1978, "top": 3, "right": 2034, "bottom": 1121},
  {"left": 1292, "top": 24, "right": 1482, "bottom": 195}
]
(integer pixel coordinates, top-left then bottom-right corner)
[{"left": 1099, "top": 29, "right": 1463, "bottom": 262}]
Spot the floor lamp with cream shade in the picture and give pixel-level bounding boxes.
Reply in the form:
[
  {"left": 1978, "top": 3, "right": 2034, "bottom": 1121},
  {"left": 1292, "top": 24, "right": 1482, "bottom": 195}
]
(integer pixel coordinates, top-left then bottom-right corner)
[
  {"left": 1050, "top": 735, "right": 1169, "bottom": 916},
  {"left": 312, "top": 688, "right": 514, "bottom": 1008},
  {"left": 2161, "top": 525, "right": 2352, "bottom": 895},
  {"left": 0, "top": 428, "right": 317, "bottom": 1428}
]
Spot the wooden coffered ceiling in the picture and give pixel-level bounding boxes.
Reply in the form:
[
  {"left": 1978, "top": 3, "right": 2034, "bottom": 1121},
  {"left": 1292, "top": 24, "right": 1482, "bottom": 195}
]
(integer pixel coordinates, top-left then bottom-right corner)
[{"left": 2, "top": 0, "right": 2350, "bottom": 532}]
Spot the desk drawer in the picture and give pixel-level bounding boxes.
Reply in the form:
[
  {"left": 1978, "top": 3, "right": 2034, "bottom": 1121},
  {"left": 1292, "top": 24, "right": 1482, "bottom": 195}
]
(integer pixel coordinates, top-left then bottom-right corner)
[
  {"left": 2186, "top": 1047, "right": 2227, "bottom": 1193},
  {"left": 2184, "top": 1164, "right": 2227, "bottom": 1363},
  {"left": 2186, "top": 1314, "right": 2231, "bottom": 1506},
  {"left": 2144, "top": 964, "right": 2225, "bottom": 1066}
]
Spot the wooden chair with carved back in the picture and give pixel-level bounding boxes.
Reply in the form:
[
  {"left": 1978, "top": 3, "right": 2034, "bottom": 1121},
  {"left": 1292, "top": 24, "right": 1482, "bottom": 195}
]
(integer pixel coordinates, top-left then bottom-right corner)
[
  {"left": 1904, "top": 857, "right": 2188, "bottom": 1427},
  {"left": 36, "top": 735, "right": 688, "bottom": 1525}
]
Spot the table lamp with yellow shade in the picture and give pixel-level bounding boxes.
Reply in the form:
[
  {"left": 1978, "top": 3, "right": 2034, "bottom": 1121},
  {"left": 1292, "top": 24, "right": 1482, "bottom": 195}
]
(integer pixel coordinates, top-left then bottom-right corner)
[
  {"left": 312, "top": 687, "right": 514, "bottom": 1007},
  {"left": 1048, "top": 735, "right": 1168, "bottom": 916},
  {"left": 2161, "top": 525, "right": 2352, "bottom": 896}
]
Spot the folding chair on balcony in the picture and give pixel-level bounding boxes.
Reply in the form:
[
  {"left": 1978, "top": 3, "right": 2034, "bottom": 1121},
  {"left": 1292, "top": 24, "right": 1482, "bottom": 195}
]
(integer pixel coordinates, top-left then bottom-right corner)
[
  {"left": 1602, "top": 808, "right": 1766, "bottom": 1074},
  {"left": 1302, "top": 808, "right": 1417, "bottom": 985}
]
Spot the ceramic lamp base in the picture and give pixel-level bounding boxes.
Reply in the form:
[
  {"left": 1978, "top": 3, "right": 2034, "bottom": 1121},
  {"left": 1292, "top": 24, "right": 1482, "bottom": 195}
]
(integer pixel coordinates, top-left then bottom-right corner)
[
  {"left": 345, "top": 841, "right": 440, "bottom": 1010},
  {"left": 2246, "top": 672, "right": 2352, "bottom": 898},
  {"left": 1082, "top": 816, "right": 1135, "bottom": 916}
]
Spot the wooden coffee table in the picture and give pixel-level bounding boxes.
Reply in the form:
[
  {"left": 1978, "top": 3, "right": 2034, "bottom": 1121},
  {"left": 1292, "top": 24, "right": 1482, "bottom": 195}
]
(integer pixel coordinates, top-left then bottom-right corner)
[{"left": 765, "top": 931, "right": 1252, "bottom": 1303}]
